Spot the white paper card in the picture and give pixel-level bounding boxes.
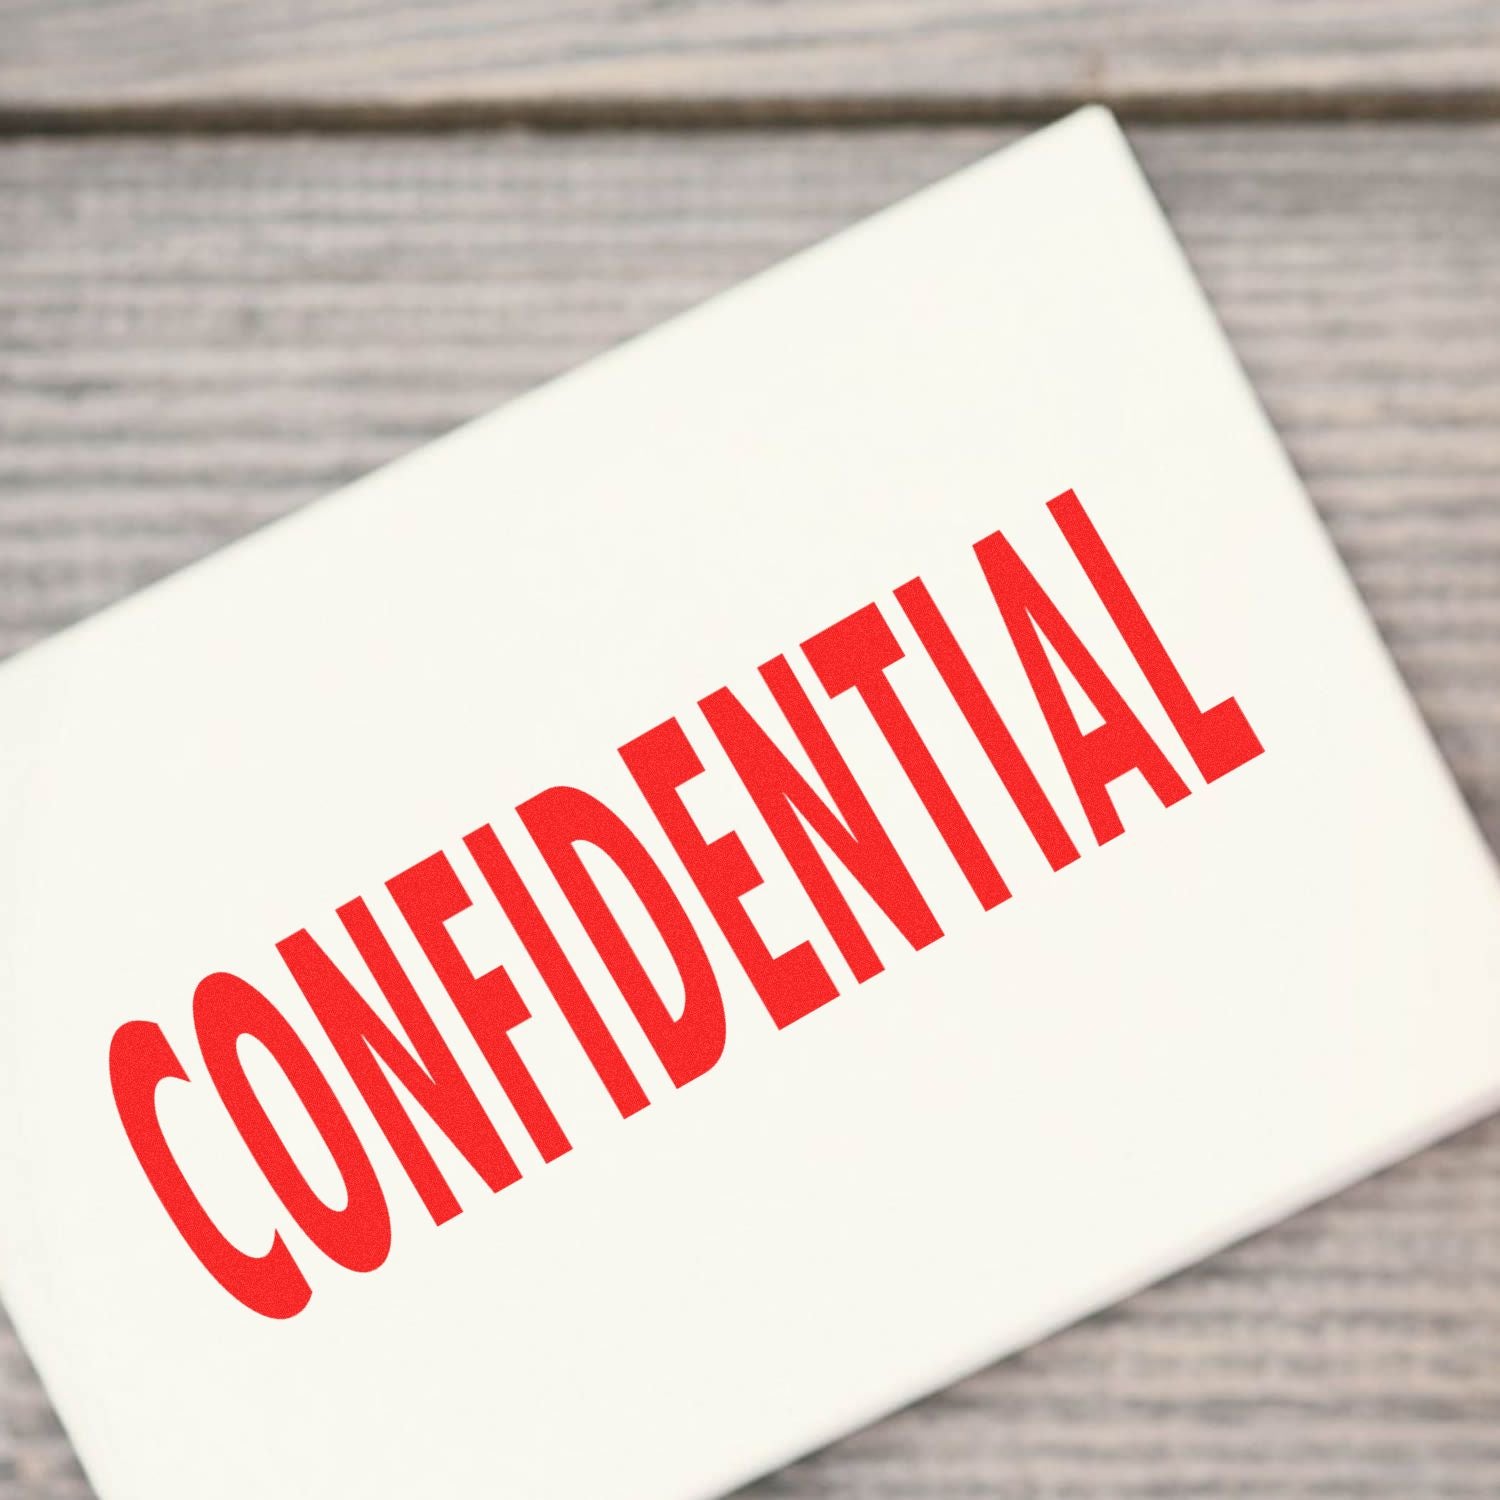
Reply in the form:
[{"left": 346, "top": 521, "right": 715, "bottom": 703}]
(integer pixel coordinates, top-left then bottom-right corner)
[{"left": 2, "top": 107, "right": 1498, "bottom": 1500}]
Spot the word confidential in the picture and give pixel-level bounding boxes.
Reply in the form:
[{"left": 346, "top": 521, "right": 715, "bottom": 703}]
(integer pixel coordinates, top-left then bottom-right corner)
[{"left": 109, "top": 489, "right": 1264, "bottom": 1318}]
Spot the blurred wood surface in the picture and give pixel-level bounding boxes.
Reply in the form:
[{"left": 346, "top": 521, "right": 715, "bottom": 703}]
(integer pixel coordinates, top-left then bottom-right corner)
[
  {"left": 2, "top": 1, "right": 1500, "bottom": 125},
  {"left": 3, "top": 2, "right": 1500, "bottom": 1496}
]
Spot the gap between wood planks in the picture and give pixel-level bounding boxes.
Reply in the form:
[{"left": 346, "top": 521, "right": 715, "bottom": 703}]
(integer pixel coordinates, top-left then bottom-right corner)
[{"left": 3, "top": 86, "right": 1500, "bottom": 136}]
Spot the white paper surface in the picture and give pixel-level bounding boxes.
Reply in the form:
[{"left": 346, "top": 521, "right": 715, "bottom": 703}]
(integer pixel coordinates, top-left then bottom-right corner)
[{"left": 1, "top": 107, "right": 1497, "bottom": 1500}]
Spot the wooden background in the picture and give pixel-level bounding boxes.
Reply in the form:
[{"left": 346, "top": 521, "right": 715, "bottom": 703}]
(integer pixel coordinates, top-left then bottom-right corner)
[{"left": 3, "top": 5, "right": 1500, "bottom": 1497}]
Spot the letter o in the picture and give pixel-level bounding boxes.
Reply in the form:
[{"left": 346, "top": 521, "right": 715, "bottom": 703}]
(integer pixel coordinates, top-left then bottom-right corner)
[{"left": 195, "top": 972, "right": 391, "bottom": 1276}]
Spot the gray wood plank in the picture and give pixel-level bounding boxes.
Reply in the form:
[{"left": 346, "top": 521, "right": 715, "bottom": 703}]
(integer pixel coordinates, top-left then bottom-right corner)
[
  {"left": 1, "top": 122, "right": 1498, "bottom": 1497},
  {"left": 3, "top": 3, "right": 1500, "bottom": 124}
]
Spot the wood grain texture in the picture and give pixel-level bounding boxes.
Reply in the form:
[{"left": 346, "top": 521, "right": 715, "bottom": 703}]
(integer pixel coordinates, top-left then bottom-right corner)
[
  {"left": 4, "top": 2, "right": 1500, "bottom": 124},
  {"left": 1, "top": 121, "right": 1499, "bottom": 1496}
]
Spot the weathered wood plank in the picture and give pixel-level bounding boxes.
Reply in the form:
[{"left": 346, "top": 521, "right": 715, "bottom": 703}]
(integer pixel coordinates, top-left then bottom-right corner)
[
  {"left": 1, "top": 122, "right": 1498, "bottom": 1497},
  {"left": 3, "top": 3, "right": 1500, "bottom": 123}
]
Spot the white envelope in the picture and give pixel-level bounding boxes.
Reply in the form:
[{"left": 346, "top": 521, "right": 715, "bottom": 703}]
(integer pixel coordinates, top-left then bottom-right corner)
[{"left": 1, "top": 106, "right": 1497, "bottom": 1500}]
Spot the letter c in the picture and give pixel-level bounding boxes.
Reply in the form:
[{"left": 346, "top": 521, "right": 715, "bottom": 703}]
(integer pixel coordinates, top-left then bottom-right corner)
[{"left": 109, "top": 1019, "right": 312, "bottom": 1320}]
